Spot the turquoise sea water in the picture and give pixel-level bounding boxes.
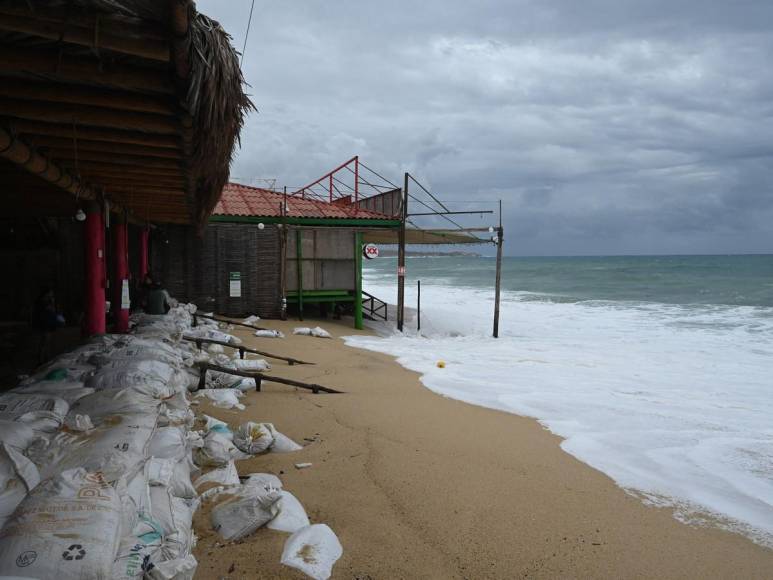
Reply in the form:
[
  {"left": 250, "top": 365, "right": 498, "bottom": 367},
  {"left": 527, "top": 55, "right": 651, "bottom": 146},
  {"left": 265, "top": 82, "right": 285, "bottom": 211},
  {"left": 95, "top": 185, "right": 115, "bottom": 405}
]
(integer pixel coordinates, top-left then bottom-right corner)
[
  {"left": 352, "top": 253, "right": 773, "bottom": 545},
  {"left": 366, "top": 254, "right": 773, "bottom": 307}
]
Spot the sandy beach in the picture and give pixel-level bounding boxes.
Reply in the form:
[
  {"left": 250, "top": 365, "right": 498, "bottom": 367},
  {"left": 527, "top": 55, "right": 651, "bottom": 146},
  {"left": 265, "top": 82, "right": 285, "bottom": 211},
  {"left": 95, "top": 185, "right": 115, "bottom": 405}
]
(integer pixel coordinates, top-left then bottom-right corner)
[{"left": 192, "top": 318, "right": 773, "bottom": 579}]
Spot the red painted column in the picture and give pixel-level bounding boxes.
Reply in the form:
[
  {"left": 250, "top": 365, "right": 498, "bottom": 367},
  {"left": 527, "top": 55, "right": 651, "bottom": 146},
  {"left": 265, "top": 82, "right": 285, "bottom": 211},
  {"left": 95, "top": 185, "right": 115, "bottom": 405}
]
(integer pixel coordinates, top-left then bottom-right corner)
[
  {"left": 112, "top": 213, "right": 130, "bottom": 333},
  {"left": 139, "top": 227, "right": 149, "bottom": 280},
  {"left": 83, "top": 201, "right": 106, "bottom": 336}
]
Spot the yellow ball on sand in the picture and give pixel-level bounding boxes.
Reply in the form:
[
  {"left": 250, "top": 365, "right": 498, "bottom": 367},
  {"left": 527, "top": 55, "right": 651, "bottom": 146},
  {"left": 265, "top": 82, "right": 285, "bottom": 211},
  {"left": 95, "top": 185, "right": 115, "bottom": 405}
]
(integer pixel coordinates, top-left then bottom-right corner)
[{"left": 436, "top": 360, "right": 446, "bottom": 368}]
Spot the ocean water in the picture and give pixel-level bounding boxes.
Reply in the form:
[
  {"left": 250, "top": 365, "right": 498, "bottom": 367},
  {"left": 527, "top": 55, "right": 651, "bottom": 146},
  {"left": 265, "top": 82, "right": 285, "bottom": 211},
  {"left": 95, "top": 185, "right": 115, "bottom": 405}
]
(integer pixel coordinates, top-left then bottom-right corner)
[{"left": 344, "top": 255, "right": 773, "bottom": 547}]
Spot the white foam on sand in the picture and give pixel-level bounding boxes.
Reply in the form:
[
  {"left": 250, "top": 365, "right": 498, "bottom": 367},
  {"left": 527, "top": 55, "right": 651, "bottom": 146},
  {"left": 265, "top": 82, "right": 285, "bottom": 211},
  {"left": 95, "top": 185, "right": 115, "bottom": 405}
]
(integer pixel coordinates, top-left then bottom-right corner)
[{"left": 344, "top": 273, "right": 773, "bottom": 547}]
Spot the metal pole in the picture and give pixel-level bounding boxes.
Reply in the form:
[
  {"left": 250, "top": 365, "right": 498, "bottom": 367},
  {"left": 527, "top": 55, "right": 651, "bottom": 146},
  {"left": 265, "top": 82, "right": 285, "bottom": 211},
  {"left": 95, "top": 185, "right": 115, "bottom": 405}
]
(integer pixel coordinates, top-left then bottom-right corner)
[
  {"left": 417, "top": 279, "right": 421, "bottom": 332},
  {"left": 493, "top": 200, "right": 503, "bottom": 338},
  {"left": 354, "top": 231, "right": 364, "bottom": 330},
  {"left": 397, "top": 173, "right": 407, "bottom": 331}
]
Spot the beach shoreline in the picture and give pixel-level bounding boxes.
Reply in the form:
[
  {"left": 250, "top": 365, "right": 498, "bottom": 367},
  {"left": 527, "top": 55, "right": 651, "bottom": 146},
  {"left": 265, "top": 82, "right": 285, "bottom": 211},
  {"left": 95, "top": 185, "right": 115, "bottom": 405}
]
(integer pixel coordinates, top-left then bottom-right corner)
[{"left": 192, "top": 317, "right": 773, "bottom": 579}]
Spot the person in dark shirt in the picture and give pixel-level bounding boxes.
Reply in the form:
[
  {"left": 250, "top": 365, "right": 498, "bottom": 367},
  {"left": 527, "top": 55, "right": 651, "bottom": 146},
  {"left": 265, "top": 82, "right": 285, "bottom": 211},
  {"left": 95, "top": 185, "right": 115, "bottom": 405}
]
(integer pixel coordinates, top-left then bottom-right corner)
[
  {"left": 34, "top": 286, "right": 64, "bottom": 363},
  {"left": 146, "top": 281, "right": 171, "bottom": 315}
]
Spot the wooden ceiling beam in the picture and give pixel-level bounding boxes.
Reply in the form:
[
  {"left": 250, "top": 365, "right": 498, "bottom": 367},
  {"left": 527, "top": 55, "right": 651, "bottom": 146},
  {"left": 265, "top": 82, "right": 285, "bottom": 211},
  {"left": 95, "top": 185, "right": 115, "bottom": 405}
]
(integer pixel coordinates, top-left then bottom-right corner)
[
  {"left": 0, "top": 1, "right": 167, "bottom": 41},
  {"left": 25, "top": 136, "right": 181, "bottom": 159},
  {"left": 0, "top": 11, "right": 169, "bottom": 61},
  {"left": 10, "top": 120, "right": 180, "bottom": 149},
  {"left": 0, "top": 79, "right": 176, "bottom": 115},
  {"left": 58, "top": 161, "right": 182, "bottom": 176},
  {"left": 0, "top": 45, "right": 173, "bottom": 94},
  {"left": 0, "top": 97, "right": 179, "bottom": 134},
  {"left": 43, "top": 149, "right": 181, "bottom": 170}
]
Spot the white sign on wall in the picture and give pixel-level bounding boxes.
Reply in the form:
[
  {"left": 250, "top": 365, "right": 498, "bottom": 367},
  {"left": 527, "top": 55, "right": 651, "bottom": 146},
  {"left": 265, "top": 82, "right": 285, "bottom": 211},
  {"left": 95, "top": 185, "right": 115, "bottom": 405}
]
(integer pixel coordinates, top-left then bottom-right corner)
[
  {"left": 363, "top": 243, "right": 379, "bottom": 260},
  {"left": 229, "top": 272, "right": 242, "bottom": 297}
]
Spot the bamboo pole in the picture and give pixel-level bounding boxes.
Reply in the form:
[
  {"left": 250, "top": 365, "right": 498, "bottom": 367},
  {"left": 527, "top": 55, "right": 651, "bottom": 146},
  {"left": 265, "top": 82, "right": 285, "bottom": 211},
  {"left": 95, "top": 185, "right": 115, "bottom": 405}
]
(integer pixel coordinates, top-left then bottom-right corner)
[
  {"left": 11, "top": 120, "right": 181, "bottom": 148},
  {"left": 197, "top": 363, "right": 342, "bottom": 394},
  {"left": 0, "top": 80, "right": 175, "bottom": 115},
  {"left": 184, "top": 336, "right": 314, "bottom": 366},
  {"left": 27, "top": 136, "right": 181, "bottom": 159},
  {"left": 0, "top": 12, "right": 169, "bottom": 61},
  {"left": 0, "top": 98, "right": 179, "bottom": 134},
  {"left": 0, "top": 45, "right": 172, "bottom": 94}
]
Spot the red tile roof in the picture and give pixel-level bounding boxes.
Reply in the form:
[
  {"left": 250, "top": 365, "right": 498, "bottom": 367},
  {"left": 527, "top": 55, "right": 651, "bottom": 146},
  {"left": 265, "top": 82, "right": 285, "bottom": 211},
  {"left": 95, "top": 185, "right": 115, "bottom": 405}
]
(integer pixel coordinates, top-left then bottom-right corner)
[{"left": 214, "top": 183, "right": 395, "bottom": 220}]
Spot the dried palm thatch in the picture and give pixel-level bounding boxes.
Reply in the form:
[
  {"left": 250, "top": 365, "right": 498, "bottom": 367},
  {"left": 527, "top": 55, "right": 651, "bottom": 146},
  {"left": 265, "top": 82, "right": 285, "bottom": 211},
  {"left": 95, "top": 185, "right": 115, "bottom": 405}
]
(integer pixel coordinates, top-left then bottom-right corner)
[{"left": 0, "top": 0, "right": 253, "bottom": 229}]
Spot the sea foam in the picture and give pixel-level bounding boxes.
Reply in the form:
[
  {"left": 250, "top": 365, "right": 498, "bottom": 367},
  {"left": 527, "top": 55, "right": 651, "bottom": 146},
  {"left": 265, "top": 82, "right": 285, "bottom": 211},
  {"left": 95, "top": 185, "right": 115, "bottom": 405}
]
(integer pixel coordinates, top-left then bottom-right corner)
[{"left": 344, "top": 269, "right": 773, "bottom": 547}]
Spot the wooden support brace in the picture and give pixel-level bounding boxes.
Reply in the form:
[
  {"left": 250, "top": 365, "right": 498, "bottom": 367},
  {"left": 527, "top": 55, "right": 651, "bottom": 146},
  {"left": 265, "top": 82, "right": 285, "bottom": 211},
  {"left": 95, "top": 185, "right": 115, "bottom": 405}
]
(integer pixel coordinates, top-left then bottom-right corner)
[
  {"left": 183, "top": 335, "right": 314, "bottom": 366},
  {"left": 197, "top": 362, "right": 342, "bottom": 394}
]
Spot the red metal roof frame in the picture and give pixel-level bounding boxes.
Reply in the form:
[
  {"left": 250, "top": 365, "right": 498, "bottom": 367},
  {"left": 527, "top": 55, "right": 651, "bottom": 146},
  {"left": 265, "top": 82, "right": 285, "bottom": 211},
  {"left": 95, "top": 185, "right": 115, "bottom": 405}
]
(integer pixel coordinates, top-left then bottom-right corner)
[{"left": 214, "top": 182, "right": 393, "bottom": 220}]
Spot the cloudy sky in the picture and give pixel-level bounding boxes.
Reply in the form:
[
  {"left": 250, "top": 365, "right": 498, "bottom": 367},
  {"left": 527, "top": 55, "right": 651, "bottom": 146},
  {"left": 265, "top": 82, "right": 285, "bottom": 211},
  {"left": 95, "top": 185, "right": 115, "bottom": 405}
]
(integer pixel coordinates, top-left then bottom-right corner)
[{"left": 198, "top": 0, "right": 773, "bottom": 256}]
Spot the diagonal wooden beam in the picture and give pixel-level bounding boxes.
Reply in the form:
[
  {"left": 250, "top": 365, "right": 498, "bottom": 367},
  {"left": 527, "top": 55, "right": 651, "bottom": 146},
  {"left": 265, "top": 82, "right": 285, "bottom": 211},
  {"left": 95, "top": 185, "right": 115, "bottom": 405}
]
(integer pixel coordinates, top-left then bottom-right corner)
[{"left": 27, "top": 136, "right": 181, "bottom": 159}]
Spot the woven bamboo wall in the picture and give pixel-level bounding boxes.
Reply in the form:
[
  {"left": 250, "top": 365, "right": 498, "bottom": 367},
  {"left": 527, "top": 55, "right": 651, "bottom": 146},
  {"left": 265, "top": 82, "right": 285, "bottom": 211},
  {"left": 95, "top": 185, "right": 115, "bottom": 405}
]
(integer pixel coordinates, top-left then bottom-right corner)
[{"left": 153, "top": 223, "right": 282, "bottom": 318}]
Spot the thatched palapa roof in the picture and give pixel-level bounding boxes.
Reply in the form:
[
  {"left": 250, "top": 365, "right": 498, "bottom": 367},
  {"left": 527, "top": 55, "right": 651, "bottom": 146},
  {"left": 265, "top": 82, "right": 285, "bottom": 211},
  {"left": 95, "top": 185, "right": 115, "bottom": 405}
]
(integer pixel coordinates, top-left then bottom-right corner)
[{"left": 0, "top": 0, "right": 253, "bottom": 228}]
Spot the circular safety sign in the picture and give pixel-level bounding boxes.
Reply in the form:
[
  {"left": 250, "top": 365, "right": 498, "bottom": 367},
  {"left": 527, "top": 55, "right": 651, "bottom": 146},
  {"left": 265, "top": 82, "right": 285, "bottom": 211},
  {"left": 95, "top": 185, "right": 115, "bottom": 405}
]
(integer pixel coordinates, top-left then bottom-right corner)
[{"left": 363, "top": 243, "right": 379, "bottom": 260}]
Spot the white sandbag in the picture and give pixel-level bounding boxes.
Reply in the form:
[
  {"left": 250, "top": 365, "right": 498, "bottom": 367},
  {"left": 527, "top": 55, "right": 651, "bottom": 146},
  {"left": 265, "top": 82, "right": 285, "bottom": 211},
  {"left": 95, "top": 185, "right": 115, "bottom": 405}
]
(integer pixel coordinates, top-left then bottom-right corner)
[
  {"left": 89, "top": 347, "right": 182, "bottom": 370},
  {"left": 0, "top": 443, "right": 40, "bottom": 529},
  {"left": 112, "top": 514, "right": 164, "bottom": 579},
  {"left": 0, "top": 420, "right": 36, "bottom": 450},
  {"left": 293, "top": 326, "right": 332, "bottom": 338},
  {"left": 86, "top": 360, "right": 186, "bottom": 397},
  {"left": 254, "top": 329, "right": 284, "bottom": 338},
  {"left": 64, "top": 413, "right": 95, "bottom": 432},
  {"left": 233, "top": 422, "right": 274, "bottom": 455},
  {"left": 27, "top": 413, "right": 156, "bottom": 482},
  {"left": 310, "top": 326, "right": 332, "bottom": 339},
  {"left": 148, "top": 426, "right": 188, "bottom": 462},
  {"left": 201, "top": 415, "right": 233, "bottom": 439},
  {"left": 194, "top": 389, "right": 245, "bottom": 410},
  {"left": 207, "top": 343, "right": 224, "bottom": 355},
  {"left": 146, "top": 553, "right": 198, "bottom": 580},
  {"left": 0, "top": 393, "right": 69, "bottom": 432},
  {"left": 146, "top": 458, "right": 175, "bottom": 487},
  {"left": 23, "top": 362, "right": 96, "bottom": 384},
  {"left": 266, "top": 424, "right": 303, "bottom": 453},
  {"left": 11, "top": 380, "right": 94, "bottom": 405},
  {"left": 231, "top": 358, "right": 270, "bottom": 372},
  {"left": 149, "top": 487, "right": 195, "bottom": 560},
  {"left": 170, "top": 459, "right": 197, "bottom": 499},
  {"left": 267, "top": 491, "right": 310, "bottom": 533},
  {"left": 70, "top": 388, "right": 163, "bottom": 423},
  {"left": 235, "top": 378, "right": 257, "bottom": 392},
  {"left": 0, "top": 468, "right": 124, "bottom": 580},
  {"left": 243, "top": 473, "right": 283, "bottom": 490},
  {"left": 280, "top": 524, "right": 343, "bottom": 580},
  {"left": 194, "top": 460, "right": 240, "bottom": 489},
  {"left": 210, "top": 484, "right": 281, "bottom": 541},
  {"left": 242, "top": 315, "right": 260, "bottom": 325},
  {"left": 194, "top": 432, "right": 239, "bottom": 468}
]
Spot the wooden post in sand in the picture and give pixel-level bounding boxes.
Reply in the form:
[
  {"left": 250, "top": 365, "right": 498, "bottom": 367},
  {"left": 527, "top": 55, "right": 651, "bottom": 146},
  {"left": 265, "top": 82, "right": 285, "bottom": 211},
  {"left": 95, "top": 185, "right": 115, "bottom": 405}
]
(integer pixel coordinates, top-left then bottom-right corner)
[
  {"left": 493, "top": 200, "right": 503, "bottom": 338},
  {"left": 397, "top": 173, "right": 408, "bottom": 331}
]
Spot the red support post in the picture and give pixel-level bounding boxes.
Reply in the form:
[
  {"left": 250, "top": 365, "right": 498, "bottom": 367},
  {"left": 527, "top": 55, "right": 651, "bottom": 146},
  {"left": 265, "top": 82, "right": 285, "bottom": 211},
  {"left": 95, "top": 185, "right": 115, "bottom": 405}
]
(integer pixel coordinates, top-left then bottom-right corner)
[
  {"left": 112, "top": 213, "right": 130, "bottom": 333},
  {"left": 139, "top": 227, "right": 149, "bottom": 279},
  {"left": 83, "top": 201, "right": 106, "bottom": 336}
]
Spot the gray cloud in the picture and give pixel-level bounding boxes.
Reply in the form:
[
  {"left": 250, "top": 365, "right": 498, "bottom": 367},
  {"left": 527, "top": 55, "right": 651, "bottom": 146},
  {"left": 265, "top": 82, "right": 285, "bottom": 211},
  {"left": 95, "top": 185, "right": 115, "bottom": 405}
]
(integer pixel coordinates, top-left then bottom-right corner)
[{"left": 198, "top": 0, "right": 773, "bottom": 255}]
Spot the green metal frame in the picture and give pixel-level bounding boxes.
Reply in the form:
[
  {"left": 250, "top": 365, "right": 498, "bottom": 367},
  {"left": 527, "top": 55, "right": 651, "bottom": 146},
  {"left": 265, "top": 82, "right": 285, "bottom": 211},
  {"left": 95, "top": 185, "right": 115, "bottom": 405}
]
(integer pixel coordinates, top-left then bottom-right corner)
[{"left": 211, "top": 214, "right": 389, "bottom": 329}]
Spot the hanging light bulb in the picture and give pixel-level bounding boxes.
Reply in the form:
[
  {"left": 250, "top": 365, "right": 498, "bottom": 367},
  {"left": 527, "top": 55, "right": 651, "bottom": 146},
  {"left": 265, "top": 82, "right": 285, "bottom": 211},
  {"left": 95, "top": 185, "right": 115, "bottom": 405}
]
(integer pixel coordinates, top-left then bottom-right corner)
[
  {"left": 488, "top": 226, "right": 494, "bottom": 233},
  {"left": 75, "top": 208, "right": 86, "bottom": 222},
  {"left": 258, "top": 222, "right": 265, "bottom": 230}
]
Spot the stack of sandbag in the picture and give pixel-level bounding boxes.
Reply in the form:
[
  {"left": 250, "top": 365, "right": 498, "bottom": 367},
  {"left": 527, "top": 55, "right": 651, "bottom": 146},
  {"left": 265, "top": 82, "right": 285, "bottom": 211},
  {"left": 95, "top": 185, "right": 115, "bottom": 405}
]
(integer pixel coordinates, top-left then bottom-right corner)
[{"left": 0, "top": 304, "right": 204, "bottom": 579}]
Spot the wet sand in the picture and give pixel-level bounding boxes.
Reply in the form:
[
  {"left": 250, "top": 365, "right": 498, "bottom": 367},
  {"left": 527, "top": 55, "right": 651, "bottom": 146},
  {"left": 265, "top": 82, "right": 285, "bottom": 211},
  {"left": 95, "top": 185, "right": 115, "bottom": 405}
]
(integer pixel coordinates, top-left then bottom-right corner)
[{"left": 192, "top": 318, "right": 773, "bottom": 579}]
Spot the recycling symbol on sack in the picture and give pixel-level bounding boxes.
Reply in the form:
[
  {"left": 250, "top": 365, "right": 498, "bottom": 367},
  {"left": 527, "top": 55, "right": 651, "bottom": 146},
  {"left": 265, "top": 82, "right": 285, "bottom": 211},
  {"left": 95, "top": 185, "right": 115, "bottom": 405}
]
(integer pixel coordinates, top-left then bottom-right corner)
[{"left": 62, "top": 544, "right": 86, "bottom": 561}]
